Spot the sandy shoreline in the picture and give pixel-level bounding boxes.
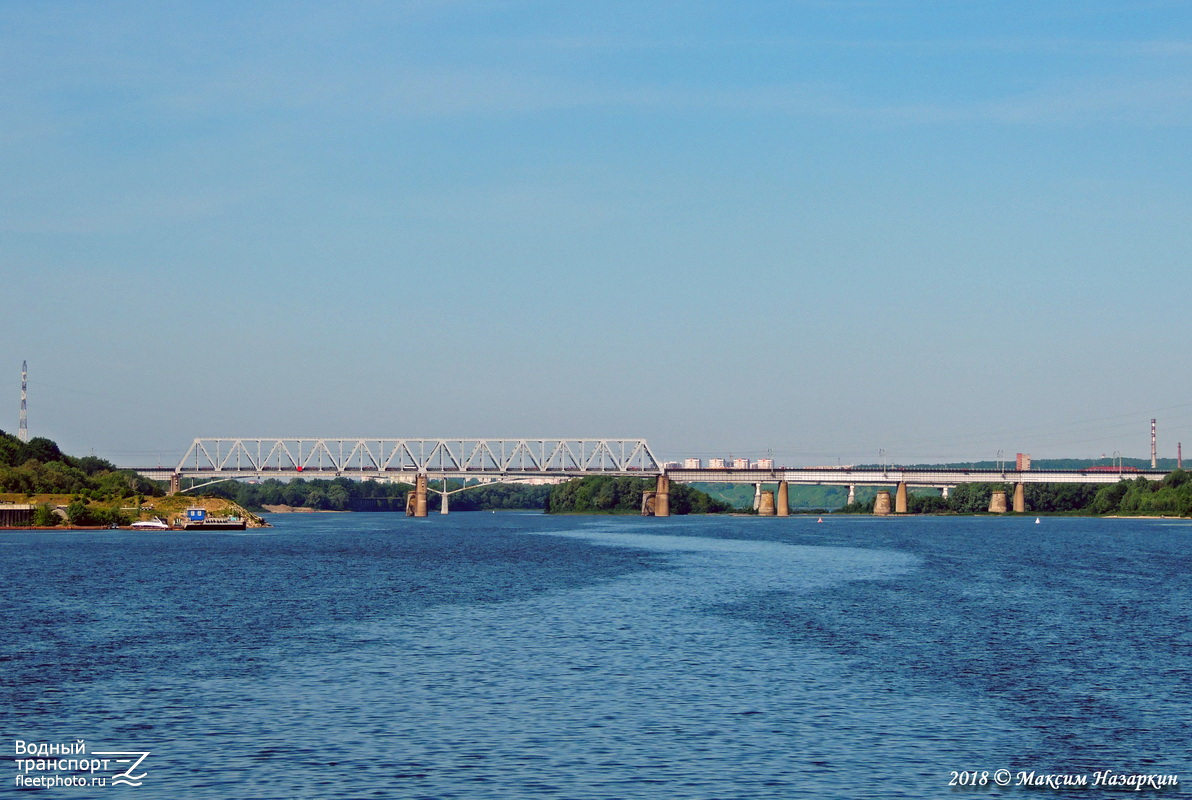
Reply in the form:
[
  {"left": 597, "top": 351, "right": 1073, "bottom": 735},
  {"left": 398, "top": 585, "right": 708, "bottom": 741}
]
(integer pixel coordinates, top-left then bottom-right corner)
[{"left": 260, "top": 505, "right": 350, "bottom": 514}]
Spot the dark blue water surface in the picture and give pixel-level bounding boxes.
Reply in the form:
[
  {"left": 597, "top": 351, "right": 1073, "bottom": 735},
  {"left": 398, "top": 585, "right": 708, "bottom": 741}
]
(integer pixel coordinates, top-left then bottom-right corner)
[{"left": 2, "top": 514, "right": 1188, "bottom": 798}]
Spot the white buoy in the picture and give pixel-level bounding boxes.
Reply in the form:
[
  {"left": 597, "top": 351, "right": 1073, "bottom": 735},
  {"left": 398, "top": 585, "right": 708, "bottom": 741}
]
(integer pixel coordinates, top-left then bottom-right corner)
[
  {"left": 817, "top": 517, "right": 823, "bottom": 523},
  {"left": 1035, "top": 517, "right": 1041, "bottom": 524}
]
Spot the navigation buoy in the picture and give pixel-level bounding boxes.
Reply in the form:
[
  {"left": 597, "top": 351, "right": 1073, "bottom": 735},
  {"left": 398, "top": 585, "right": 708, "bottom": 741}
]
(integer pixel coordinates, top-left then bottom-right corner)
[
  {"left": 1035, "top": 517, "right": 1041, "bottom": 524},
  {"left": 817, "top": 517, "right": 823, "bottom": 523}
]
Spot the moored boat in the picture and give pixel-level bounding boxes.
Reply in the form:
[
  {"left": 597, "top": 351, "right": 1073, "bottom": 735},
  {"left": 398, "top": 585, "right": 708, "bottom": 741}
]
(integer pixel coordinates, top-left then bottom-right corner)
[{"left": 130, "top": 518, "right": 170, "bottom": 530}]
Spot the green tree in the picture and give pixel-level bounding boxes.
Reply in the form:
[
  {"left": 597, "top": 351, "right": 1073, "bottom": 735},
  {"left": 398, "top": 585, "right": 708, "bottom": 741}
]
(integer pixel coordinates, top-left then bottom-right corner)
[
  {"left": 306, "top": 488, "right": 329, "bottom": 510},
  {"left": 1092, "top": 481, "right": 1130, "bottom": 514},
  {"left": 72, "top": 455, "right": 118, "bottom": 475},
  {"left": 22, "top": 437, "right": 64, "bottom": 464},
  {"left": 327, "top": 484, "right": 351, "bottom": 511},
  {"left": 908, "top": 494, "right": 948, "bottom": 514},
  {"left": 947, "top": 483, "right": 1004, "bottom": 513},
  {"left": 284, "top": 480, "right": 308, "bottom": 507},
  {"left": 32, "top": 504, "right": 58, "bottom": 527},
  {"left": 0, "top": 436, "right": 20, "bottom": 468},
  {"left": 546, "top": 476, "right": 728, "bottom": 515},
  {"left": 66, "top": 499, "right": 90, "bottom": 526}
]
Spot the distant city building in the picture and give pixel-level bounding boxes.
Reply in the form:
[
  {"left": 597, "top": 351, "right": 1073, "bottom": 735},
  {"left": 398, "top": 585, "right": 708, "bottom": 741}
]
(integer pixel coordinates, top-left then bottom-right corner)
[
  {"left": 683, "top": 458, "right": 701, "bottom": 469},
  {"left": 708, "top": 458, "right": 727, "bottom": 469},
  {"left": 1016, "top": 453, "right": 1032, "bottom": 470},
  {"left": 732, "top": 458, "right": 750, "bottom": 469},
  {"left": 663, "top": 461, "right": 681, "bottom": 470},
  {"left": 754, "top": 458, "right": 774, "bottom": 469}
]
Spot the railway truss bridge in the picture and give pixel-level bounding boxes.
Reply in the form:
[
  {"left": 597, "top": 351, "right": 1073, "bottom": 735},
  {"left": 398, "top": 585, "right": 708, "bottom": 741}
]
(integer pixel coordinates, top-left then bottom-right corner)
[{"left": 132, "top": 437, "right": 1172, "bottom": 516}]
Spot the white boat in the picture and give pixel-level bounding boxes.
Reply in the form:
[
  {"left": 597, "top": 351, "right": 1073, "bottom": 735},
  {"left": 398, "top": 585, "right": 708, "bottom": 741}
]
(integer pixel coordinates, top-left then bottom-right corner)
[{"left": 130, "top": 518, "right": 170, "bottom": 530}]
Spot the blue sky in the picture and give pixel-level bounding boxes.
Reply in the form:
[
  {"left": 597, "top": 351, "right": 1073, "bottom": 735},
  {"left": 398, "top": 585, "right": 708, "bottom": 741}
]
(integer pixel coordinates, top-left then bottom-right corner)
[{"left": 2, "top": 1, "right": 1190, "bottom": 466}]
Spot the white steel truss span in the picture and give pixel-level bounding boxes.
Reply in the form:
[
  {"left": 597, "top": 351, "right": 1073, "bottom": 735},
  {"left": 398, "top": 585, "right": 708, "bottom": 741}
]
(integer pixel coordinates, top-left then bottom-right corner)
[{"left": 176, "top": 438, "right": 661, "bottom": 476}]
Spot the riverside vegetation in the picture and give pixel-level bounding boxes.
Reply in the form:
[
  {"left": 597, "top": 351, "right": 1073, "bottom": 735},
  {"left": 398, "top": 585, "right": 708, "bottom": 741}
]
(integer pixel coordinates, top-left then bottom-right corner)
[
  {"left": 0, "top": 430, "right": 261, "bottom": 526},
  {"left": 0, "top": 429, "right": 162, "bottom": 526},
  {"left": 199, "top": 476, "right": 553, "bottom": 513},
  {"left": 544, "top": 476, "right": 732, "bottom": 514},
  {"left": 839, "top": 471, "right": 1192, "bottom": 517},
  {"left": 200, "top": 475, "right": 731, "bottom": 515}
]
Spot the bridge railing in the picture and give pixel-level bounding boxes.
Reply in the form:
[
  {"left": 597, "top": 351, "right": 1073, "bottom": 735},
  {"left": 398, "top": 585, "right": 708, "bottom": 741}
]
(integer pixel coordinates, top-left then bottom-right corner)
[{"left": 176, "top": 438, "right": 661, "bottom": 476}]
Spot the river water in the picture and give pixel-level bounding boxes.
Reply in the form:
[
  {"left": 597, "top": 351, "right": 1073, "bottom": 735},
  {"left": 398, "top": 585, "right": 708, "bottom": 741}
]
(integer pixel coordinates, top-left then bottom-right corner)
[{"left": 2, "top": 513, "right": 1188, "bottom": 798}]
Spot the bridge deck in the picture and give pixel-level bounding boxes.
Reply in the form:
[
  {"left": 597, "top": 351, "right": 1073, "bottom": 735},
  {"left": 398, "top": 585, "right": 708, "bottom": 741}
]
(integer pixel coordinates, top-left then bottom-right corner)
[
  {"left": 127, "top": 438, "right": 1172, "bottom": 486},
  {"left": 670, "top": 467, "right": 1171, "bottom": 485},
  {"left": 132, "top": 466, "right": 1170, "bottom": 486}
]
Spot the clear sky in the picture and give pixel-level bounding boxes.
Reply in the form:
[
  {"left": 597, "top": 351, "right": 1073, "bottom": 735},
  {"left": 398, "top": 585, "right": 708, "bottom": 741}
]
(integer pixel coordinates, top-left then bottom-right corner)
[{"left": 2, "top": 1, "right": 1190, "bottom": 467}]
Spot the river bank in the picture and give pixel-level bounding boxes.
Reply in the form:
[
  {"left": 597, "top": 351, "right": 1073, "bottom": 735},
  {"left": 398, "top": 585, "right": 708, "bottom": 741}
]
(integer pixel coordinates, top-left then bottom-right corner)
[{"left": 0, "top": 493, "right": 268, "bottom": 528}]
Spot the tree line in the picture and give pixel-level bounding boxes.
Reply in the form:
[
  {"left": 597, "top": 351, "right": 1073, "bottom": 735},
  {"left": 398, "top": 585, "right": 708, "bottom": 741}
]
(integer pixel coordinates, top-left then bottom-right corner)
[
  {"left": 544, "top": 476, "right": 732, "bottom": 514},
  {"left": 838, "top": 471, "right": 1192, "bottom": 516},
  {"left": 0, "top": 430, "right": 161, "bottom": 501},
  {"left": 196, "top": 475, "right": 732, "bottom": 514},
  {"left": 192, "top": 475, "right": 553, "bottom": 512}
]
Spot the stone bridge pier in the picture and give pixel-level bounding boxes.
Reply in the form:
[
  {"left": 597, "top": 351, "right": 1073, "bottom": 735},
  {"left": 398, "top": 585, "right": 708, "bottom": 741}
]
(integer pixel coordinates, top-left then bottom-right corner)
[
  {"left": 757, "top": 490, "right": 776, "bottom": 516},
  {"left": 874, "top": 490, "right": 892, "bottom": 515},
  {"left": 989, "top": 483, "right": 1027, "bottom": 514},
  {"left": 406, "top": 474, "right": 428, "bottom": 517},
  {"left": 776, "top": 481, "right": 789, "bottom": 517},
  {"left": 642, "top": 474, "right": 671, "bottom": 517}
]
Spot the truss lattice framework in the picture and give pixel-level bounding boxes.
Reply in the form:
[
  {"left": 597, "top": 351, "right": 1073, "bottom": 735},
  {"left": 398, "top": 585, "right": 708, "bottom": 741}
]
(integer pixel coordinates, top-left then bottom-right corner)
[{"left": 177, "top": 438, "right": 662, "bottom": 475}]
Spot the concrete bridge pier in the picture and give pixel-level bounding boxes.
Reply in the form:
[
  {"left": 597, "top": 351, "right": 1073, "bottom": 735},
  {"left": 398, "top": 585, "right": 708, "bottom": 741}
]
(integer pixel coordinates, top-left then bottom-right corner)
[
  {"left": 874, "top": 490, "right": 892, "bottom": 515},
  {"left": 757, "top": 490, "right": 776, "bottom": 516},
  {"left": 989, "top": 490, "right": 1008, "bottom": 513},
  {"left": 1013, "top": 482, "right": 1025, "bottom": 513},
  {"left": 406, "top": 474, "right": 429, "bottom": 517},
  {"left": 895, "top": 482, "right": 908, "bottom": 514},
  {"left": 440, "top": 482, "right": 449, "bottom": 515},
  {"left": 776, "top": 481, "right": 789, "bottom": 516},
  {"left": 168, "top": 473, "right": 181, "bottom": 496},
  {"left": 655, "top": 474, "right": 670, "bottom": 517},
  {"left": 641, "top": 492, "right": 655, "bottom": 515},
  {"left": 847, "top": 484, "right": 856, "bottom": 505}
]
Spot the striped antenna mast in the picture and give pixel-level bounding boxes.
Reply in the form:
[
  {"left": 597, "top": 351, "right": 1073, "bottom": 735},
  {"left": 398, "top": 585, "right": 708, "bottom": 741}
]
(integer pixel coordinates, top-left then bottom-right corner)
[
  {"left": 1151, "top": 418, "right": 1157, "bottom": 469},
  {"left": 18, "top": 360, "right": 28, "bottom": 443}
]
